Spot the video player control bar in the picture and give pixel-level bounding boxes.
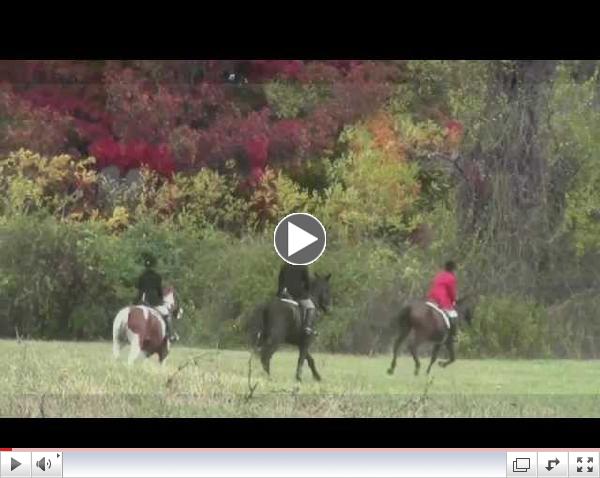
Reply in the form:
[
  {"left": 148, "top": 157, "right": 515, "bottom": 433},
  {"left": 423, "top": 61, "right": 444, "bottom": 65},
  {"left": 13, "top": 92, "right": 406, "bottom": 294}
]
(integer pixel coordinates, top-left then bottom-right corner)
[{"left": 1, "top": 450, "right": 599, "bottom": 478}]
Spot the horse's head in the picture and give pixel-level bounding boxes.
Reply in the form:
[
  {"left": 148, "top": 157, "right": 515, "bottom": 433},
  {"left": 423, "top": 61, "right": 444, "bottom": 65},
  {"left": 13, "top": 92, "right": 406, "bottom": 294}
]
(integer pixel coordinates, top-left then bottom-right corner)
[
  {"left": 163, "top": 287, "right": 184, "bottom": 321},
  {"left": 311, "top": 273, "right": 332, "bottom": 313}
]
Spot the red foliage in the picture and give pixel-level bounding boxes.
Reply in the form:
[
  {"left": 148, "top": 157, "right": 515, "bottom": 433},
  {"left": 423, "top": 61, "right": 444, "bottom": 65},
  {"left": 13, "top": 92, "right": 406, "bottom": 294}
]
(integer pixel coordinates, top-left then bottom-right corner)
[
  {"left": 0, "top": 60, "right": 401, "bottom": 179},
  {"left": 89, "top": 137, "right": 175, "bottom": 176},
  {"left": 0, "top": 84, "right": 74, "bottom": 157},
  {"left": 244, "top": 134, "right": 270, "bottom": 180},
  {"left": 305, "top": 107, "right": 341, "bottom": 154},
  {"left": 246, "top": 61, "right": 304, "bottom": 81},
  {"left": 297, "top": 62, "right": 343, "bottom": 84},
  {"left": 324, "top": 60, "right": 363, "bottom": 74},
  {"left": 269, "top": 119, "right": 310, "bottom": 164}
]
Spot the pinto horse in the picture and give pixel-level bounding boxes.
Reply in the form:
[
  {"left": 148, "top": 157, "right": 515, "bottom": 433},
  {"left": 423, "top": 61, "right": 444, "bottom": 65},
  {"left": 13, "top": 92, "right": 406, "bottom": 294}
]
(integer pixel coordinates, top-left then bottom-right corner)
[
  {"left": 112, "top": 287, "right": 182, "bottom": 365},
  {"left": 387, "top": 295, "right": 474, "bottom": 376}
]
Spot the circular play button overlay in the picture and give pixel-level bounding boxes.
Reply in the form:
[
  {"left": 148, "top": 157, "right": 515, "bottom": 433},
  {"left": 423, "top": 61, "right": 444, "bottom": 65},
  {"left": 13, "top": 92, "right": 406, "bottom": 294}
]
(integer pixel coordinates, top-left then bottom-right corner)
[{"left": 274, "top": 213, "right": 327, "bottom": 265}]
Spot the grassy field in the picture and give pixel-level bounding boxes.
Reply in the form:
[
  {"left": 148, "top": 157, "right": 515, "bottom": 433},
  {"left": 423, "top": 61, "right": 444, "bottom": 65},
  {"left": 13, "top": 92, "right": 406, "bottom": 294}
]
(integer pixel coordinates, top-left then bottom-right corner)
[{"left": 1, "top": 339, "right": 600, "bottom": 417}]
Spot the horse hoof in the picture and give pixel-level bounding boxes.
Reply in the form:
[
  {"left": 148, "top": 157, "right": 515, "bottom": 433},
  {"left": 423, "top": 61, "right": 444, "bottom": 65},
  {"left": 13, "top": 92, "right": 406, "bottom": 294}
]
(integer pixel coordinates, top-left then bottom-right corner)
[
  {"left": 387, "top": 368, "right": 394, "bottom": 375},
  {"left": 314, "top": 376, "right": 322, "bottom": 382}
]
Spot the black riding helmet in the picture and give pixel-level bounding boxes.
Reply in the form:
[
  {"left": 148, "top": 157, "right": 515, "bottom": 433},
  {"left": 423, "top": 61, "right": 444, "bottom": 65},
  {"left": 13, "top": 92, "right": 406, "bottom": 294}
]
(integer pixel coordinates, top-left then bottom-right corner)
[
  {"left": 445, "top": 260, "right": 456, "bottom": 272},
  {"left": 141, "top": 252, "right": 157, "bottom": 268}
]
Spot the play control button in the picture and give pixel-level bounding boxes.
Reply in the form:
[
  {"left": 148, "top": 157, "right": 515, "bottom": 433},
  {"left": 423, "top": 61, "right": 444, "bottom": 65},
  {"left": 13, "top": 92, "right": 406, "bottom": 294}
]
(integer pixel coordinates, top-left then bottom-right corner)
[
  {"left": 1, "top": 452, "right": 32, "bottom": 476},
  {"left": 274, "top": 213, "right": 326, "bottom": 265}
]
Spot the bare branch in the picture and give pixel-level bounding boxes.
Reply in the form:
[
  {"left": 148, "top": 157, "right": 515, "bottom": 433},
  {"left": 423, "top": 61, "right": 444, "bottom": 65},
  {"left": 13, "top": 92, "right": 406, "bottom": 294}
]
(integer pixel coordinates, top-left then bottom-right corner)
[{"left": 244, "top": 354, "right": 259, "bottom": 403}]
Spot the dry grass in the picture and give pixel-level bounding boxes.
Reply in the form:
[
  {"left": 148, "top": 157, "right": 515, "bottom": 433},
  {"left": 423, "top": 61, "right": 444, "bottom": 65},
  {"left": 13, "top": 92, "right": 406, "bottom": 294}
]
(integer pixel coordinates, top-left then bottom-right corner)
[{"left": 1, "top": 339, "right": 600, "bottom": 417}]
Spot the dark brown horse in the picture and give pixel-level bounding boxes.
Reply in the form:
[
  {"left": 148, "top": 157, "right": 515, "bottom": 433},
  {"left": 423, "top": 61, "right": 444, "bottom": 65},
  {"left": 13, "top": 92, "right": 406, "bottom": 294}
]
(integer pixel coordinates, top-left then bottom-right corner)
[
  {"left": 386, "top": 296, "right": 474, "bottom": 376},
  {"left": 252, "top": 273, "right": 332, "bottom": 382}
]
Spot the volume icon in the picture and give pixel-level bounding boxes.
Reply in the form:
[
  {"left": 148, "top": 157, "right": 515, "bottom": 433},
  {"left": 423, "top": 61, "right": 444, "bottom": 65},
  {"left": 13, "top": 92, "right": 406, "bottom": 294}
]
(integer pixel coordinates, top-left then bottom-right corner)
[{"left": 36, "top": 457, "right": 51, "bottom": 471}]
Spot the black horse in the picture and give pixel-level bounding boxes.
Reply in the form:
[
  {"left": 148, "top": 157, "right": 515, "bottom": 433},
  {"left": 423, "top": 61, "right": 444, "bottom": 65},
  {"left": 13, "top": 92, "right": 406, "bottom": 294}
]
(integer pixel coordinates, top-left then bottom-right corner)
[
  {"left": 387, "top": 295, "right": 474, "bottom": 376},
  {"left": 252, "top": 273, "right": 332, "bottom": 382}
]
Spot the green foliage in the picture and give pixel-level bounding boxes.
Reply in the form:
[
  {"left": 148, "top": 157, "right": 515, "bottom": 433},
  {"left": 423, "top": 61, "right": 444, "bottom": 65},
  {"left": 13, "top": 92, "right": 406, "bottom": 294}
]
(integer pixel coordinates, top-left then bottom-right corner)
[
  {"left": 0, "top": 217, "right": 115, "bottom": 339},
  {"left": 551, "top": 65, "right": 600, "bottom": 255},
  {"left": 317, "top": 123, "right": 421, "bottom": 242},
  {"left": 248, "top": 168, "right": 319, "bottom": 229},
  {"left": 264, "top": 81, "right": 323, "bottom": 119},
  {"left": 460, "top": 295, "right": 551, "bottom": 358}
]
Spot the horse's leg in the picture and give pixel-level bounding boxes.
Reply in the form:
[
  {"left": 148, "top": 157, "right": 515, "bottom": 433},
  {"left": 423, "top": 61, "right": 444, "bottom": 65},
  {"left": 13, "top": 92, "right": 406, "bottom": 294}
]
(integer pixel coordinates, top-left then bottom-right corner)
[
  {"left": 387, "top": 325, "right": 410, "bottom": 375},
  {"left": 440, "top": 340, "right": 456, "bottom": 368},
  {"left": 158, "top": 343, "right": 169, "bottom": 367},
  {"left": 426, "top": 343, "right": 442, "bottom": 374},
  {"left": 295, "top": 345, "right": 308, "bottom": 382},
  {"left": 113, "top": 334, "right": 121, "bottom": 360},
  {"left": 408, "top": 339, "right": 421, "bottom": 376},
  {"left": 159, "top": 353, "right": 169, "bottom": 367},
  {"left": 127, "top": 334, "right": 142, "bottom": 366},
  {"left": 306, "top": 350, "right": 321, "bottom": 382}
]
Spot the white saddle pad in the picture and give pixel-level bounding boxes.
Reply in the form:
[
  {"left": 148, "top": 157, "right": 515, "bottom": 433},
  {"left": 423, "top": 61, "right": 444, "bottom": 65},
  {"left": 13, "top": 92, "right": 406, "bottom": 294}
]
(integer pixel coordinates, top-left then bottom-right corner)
[
  {"left": 280, "top": 298, "right": 299, "bottom": 307},
  {"left": 425, "top": 301, "right": 451, "bottom": 329}
]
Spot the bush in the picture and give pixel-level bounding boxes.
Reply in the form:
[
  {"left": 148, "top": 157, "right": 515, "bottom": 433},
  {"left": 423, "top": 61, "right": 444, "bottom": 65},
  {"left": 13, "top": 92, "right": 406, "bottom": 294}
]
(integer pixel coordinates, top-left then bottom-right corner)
[
  {"left": 0, "top": 149, "right": 98, "bottom": 220},
  {"left": 460, "top": 295, "right": 552, "bottom": 358},
  {"left": 0, "top": 216, "right": 116, "bottom": 339},
  {"left": 317, "top": 123, "right": 421, "bottom": 242}
]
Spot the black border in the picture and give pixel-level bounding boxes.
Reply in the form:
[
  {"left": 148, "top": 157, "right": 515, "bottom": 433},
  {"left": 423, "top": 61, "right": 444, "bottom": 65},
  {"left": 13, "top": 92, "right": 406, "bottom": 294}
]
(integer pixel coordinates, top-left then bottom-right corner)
[{"left": 2, "top": 418, "right": 600, "bottom": 447}]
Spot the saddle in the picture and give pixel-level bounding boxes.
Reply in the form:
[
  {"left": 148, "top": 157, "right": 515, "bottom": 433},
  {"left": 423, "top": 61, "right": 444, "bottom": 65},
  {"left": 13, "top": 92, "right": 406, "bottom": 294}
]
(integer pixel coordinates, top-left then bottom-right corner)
[{"left": 139, "top": 300, "right": 170, "bottom": 322}]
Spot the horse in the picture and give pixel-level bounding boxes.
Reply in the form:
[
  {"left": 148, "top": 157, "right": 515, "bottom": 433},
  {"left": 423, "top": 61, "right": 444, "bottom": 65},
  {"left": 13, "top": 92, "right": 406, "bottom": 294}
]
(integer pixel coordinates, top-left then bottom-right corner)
[
  {"left": 386, "top": 295, "right": 474, "bottom": 376},
  {"left": 252, "top": 273, "right": 332, "bottom": 382},
  {"left": 112, "top": 287, "right": 183, "bottom": 366}
]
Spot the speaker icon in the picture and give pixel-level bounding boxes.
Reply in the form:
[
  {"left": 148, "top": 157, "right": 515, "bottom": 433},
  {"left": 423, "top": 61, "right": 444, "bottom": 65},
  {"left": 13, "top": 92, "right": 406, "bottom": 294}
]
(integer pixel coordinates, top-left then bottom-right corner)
[{"left": 35, "top": 457, "right": 51, "bottom": 471}]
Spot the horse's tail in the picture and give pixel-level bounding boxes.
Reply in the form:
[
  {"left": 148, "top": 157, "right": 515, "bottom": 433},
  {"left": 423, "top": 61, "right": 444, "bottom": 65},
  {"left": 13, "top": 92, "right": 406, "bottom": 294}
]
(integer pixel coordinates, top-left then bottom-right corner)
[
  {"left": 112, "top": 307, "right": 129, "bottom": 358},
  {"left": 243, "top": 303, "right": 267, "bottom": 353},
  {"left": 251, "top": 303, "right": 272, "bottom": 351},
  {"left": 256, "top": 304, "right": 268, "bottom": 347},
  {"left": 392, "top": 304, "right": 412, "bottom": 334}
]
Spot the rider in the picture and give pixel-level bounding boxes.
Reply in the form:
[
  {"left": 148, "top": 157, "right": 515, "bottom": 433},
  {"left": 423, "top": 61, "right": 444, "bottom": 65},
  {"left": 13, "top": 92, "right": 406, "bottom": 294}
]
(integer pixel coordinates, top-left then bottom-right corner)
[
  {"left": 277, "top": 262, "right": 317, "bottom": 336},
  {"left": 426, "top": 260, "right": 458, "bottom": 340},
  {"left": 136, "top": 252, "right": 176, "bottom": 341}
]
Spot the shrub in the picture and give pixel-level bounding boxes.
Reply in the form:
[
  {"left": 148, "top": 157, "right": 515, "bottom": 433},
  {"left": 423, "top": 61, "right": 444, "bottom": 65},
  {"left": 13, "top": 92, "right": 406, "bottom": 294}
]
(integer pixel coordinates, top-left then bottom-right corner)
[{"left": 460, "top": 295, "right": 552, "bottom": 358}]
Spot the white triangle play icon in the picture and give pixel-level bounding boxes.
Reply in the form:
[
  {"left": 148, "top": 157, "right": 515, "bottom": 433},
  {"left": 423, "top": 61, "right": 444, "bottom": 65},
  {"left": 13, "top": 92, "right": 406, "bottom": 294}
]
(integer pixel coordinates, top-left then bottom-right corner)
[{"left": 288, "top": 221, "right": 318, "bottom": 257}]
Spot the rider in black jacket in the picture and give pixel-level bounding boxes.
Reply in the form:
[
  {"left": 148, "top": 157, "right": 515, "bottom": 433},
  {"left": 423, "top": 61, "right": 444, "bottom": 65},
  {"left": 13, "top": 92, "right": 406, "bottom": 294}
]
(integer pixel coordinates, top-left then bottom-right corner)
[
  {"left": 278, "top": 262, "right": 317, "bottom": 336},
  {"left": 136, "top": 253, "right": 176, "bottom": 341}
]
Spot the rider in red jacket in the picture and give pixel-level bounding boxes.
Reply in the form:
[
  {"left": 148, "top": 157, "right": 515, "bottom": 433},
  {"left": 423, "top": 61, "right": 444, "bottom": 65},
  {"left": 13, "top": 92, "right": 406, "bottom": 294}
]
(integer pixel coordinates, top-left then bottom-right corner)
[{"left": 427, "top": 260, "right": 458, "bottom": 335}]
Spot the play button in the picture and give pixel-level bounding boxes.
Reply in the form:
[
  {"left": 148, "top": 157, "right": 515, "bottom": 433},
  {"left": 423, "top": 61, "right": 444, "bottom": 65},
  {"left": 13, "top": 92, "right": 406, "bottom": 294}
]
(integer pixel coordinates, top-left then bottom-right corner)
[
  {"left": 1, "top": 452, "right": 31, "bottom": 477},
  {"left": 274, "top": 213, "right": 326, "bottom": 265}
]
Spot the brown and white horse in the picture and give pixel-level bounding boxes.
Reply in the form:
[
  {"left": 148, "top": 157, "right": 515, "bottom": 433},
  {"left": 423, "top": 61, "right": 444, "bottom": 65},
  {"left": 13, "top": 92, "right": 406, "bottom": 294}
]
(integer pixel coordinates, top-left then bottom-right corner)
[{"left": 112, "top": 287, "right": 183, "bottom": 366}]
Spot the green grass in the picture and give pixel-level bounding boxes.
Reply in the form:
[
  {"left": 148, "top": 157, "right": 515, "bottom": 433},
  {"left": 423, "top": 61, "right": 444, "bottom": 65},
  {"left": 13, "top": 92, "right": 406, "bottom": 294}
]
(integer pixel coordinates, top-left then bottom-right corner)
[{"left": 2, "top": 339, "right": 600, "bottom": 417}]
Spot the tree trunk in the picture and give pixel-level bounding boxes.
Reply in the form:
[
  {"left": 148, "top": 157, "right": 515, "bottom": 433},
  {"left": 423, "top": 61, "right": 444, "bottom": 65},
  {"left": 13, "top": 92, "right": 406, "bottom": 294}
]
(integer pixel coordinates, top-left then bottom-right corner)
[{"left": 458, "top": 61, "right": 559, "bottom": 294}]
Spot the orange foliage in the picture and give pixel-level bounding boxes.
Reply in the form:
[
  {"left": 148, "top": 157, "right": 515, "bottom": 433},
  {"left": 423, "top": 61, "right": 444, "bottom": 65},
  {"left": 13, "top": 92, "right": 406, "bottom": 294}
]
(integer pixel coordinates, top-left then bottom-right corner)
[
  {"left": 444, "top": 119, "right": 464, "bottom": 155},
  {"left": 365, "top": 112, "right": 408, "bottom": 162}
]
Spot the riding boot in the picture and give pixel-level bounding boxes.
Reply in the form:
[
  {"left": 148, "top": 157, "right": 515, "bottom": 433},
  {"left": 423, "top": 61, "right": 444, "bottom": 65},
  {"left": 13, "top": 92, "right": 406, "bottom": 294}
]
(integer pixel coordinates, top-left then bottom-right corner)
[
  {"left": 164, "top": 314, "right": 178, "bottom": 342},
  {"left": 304, "top": 308, "right": 317, "bottom": 336},
  {"left": 448, "top": 321, "right": 457, "bottom": 343}
]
